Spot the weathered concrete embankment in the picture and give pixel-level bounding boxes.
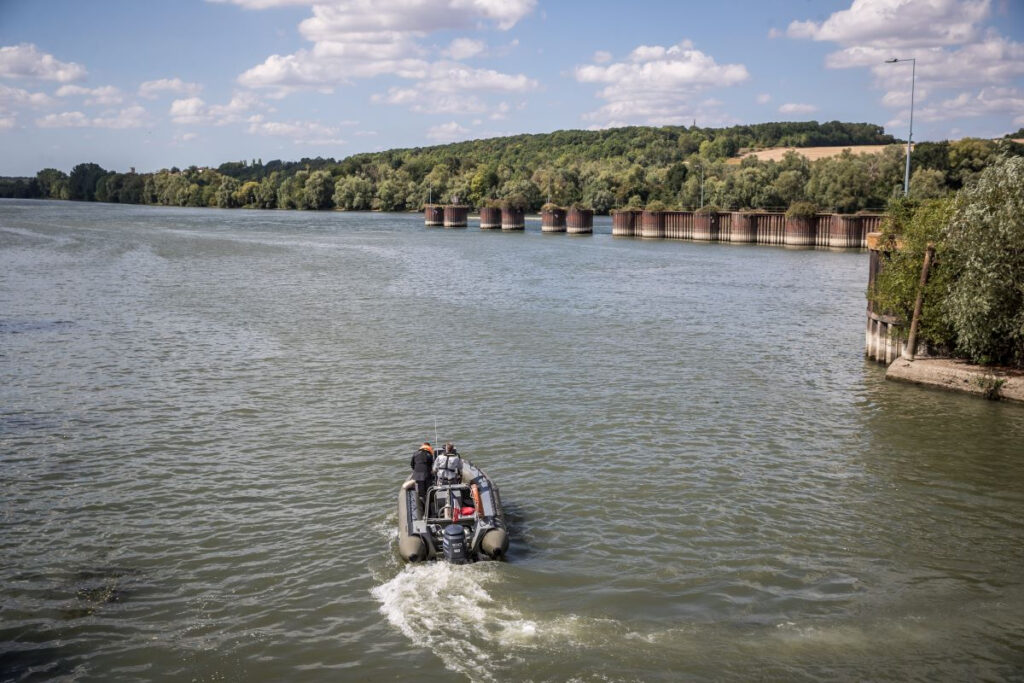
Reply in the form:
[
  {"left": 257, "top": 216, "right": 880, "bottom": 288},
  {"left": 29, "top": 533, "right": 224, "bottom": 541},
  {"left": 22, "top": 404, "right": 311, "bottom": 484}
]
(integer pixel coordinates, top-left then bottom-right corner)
[{"left": 886, "top": 358, "right": 1024, "bottom": 403}]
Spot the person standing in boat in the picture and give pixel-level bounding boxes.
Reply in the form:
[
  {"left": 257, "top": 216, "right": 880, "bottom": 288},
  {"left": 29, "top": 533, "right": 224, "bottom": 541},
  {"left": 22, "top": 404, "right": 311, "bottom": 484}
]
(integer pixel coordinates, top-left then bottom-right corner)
[
  {"left": 433, "top": 442, "right": 462, "bottom": 485},
  {"left": 410, "top": 442, "right": 434, "bottom": 507},
  {"left": 432, "top": 442, "right": 463, "bottom": 517}
]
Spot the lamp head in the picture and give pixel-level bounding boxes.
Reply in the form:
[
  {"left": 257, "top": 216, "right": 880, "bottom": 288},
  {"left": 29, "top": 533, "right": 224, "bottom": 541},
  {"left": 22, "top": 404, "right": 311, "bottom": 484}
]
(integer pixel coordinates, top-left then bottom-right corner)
[{"left": 885, "top": 58, "right": 898, "bottom": 63}]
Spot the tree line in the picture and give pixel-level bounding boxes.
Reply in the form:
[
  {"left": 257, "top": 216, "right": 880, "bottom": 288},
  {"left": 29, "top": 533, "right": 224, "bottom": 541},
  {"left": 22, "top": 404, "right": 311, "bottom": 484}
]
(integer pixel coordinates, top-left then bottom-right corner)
[{"left": 2, "top": 121, "right": 1022, "bottom": 215}]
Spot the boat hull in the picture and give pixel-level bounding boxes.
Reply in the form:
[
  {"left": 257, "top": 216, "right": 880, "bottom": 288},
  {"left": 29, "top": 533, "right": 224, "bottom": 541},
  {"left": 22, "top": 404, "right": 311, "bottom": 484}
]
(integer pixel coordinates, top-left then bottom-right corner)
[{"left": 397, "top": 458, "right": 507, "bottom": 563}]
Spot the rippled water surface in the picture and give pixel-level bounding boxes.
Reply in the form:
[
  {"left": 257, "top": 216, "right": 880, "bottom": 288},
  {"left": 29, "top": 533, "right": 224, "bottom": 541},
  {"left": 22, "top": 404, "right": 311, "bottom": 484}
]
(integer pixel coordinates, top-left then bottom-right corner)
[{"left": 2, "top": 199, "right": 1023, "bottom": 681}]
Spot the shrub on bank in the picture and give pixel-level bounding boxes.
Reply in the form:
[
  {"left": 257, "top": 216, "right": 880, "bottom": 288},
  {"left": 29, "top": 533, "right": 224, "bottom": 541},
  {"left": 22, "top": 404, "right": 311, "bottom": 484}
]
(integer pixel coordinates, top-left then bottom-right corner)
[
  {"left": 872, "top": 196, "right": 956, "bottom": 351},
  {"left": 943, "top": 156, "right": 1024, "bottom": 366},
  {"left": 871, "top": 156, "right": 1024, "bottom": 367},
  {"left": 785, "top": 201, "right": 818, "bottom": 220}
]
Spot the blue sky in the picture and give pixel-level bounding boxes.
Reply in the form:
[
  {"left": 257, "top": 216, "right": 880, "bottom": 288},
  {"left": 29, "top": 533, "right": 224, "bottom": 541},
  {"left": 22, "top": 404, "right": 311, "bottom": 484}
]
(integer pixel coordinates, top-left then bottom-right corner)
[{"left": 1, "top": 0, "right": 1022, "bottom": 175}]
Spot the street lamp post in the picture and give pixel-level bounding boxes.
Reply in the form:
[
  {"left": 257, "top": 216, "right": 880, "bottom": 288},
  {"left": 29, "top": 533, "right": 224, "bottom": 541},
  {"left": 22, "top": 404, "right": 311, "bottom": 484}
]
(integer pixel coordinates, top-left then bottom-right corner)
[{"left": 885, "top": 57, "right": 916, "bottom": 197}]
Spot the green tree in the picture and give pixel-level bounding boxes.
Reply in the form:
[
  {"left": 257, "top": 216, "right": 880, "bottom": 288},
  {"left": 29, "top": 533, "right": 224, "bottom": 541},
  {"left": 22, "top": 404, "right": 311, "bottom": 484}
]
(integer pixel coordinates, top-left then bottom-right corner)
[
  {"left": 216, "top": 177, "right": 240, "bottom": 208},
  {"left": 375, "top": 176, "right": 405, "bottom": 211},
  {"left": 254, "top": 175, "right": 279, "bottom": 209},
  {"left": 36, "top": 168, "right": 69, "bottom": 199},
  {"left": 235, "top": 181, "right": 260, "bottom": 207},
  {"left": 469, "top": 165, "right": 499, "bottom": 203},
  {"left": 303, "top": 170, "right": 335, "bottom": 210},
  {"left": 947, "top": 138, "right": 997, "bottom": 189},
  {"left": 908, "top": 168, "right": 947, "bottom": 200},
  {"left": 333, "top": 175, "right": 374, "bottom": 210},
  {"left": 943, "top": 156, "right": 1024, "bottom": 365},
  {"left": 68, "top": 162, "right": 107, "bottom": 201},
  {"left": 870, "top": 196, "right": 956, "bottom": 352}
]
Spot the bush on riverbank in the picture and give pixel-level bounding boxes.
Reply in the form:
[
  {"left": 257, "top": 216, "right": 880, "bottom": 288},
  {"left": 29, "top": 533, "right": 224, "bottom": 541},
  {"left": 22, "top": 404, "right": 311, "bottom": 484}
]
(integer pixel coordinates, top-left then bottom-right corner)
[
  {"left": 871, "top": 155, "right": 1024, "bottom": 367},
  {"left": 944, "top": 156, "right": 1024, "bottom": 366}
]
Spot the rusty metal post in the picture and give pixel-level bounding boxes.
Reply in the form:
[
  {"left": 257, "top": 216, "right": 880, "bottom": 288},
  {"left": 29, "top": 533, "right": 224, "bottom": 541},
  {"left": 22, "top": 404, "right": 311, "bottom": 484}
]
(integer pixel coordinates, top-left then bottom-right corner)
[{"left": 903, "top": 243, "right": 935, "bottom": 361}]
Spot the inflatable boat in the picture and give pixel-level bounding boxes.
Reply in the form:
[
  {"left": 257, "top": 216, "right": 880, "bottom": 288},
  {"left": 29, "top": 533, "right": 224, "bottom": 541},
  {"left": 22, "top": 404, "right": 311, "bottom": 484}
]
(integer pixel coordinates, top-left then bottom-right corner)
[{"left": 397, "top": 457, "right": 508, "bottom": 563}]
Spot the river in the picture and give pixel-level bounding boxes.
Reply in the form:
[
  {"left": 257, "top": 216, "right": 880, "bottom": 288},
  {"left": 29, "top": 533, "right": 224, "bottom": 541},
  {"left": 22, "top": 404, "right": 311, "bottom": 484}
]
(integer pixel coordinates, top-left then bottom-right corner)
[{"left": 2, "top": 199, "right": 1022, "bottom": 681}]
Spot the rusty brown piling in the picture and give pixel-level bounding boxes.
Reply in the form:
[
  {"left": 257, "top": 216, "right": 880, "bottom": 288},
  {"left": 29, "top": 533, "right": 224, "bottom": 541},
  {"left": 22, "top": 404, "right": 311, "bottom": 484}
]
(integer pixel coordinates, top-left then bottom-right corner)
[
  {"left": 501, "top": 207, "right": 525, "bottom": 230},
  {"left": 640, "top": 210, "right": 665, "bottom": 239},
  {"left": 479, "top": 206, "right": 501, "bottom": 229},
  {"left": 829, "top": 215, "right": 862, "bottom": 249},
  {"left": 693, "top": 211, "right": 719, "bottom": 241},
  {"left": 566, "top": 208, "right": 593, "bottom": 234},
  {"left": 612, "top": 210, "right": 640, "bottom": 236},
  {"left": 729, "top": 212, "right": 756, "bottom": 243},
  {"left": 424, "top": 205, "right": 444, "bottom": 227},
  {"left": 784, "top": 215, "right": 815, "bottom": 246},
  {"left": 443, "top": 205, "right": 469, "bottom": 228},
  {"left": 541, "top": 207, "right": 567, "bottom": 233}
]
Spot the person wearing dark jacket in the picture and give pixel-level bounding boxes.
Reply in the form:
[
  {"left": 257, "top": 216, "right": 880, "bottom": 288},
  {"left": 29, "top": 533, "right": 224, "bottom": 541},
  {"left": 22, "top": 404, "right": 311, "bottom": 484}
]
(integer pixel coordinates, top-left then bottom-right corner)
[{"left": 410, "top": 442, "right": 434, "bottom": 508}]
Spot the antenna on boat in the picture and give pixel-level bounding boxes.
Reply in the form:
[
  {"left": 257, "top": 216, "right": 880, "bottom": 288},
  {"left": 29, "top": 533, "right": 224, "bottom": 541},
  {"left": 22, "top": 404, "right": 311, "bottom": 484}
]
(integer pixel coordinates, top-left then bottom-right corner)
[{"left": 433, "top": 417, "right": 439, "bottom": 447}]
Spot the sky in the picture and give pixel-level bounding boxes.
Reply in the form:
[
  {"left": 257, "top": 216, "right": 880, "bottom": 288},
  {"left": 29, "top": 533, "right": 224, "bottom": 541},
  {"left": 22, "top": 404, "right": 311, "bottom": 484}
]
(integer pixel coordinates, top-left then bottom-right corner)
[{"left": 1, "top": 0, "right": 1022, "bottom": 176}]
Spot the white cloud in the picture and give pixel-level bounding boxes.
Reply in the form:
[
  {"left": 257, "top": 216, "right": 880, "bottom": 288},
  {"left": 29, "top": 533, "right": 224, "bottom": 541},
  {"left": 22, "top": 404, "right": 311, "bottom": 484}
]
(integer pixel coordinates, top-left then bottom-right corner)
[
  {"left": 139, "top": 78, "right": 203, "bottom": 99},
  {"left": 444, "top": 38, "right": 485, "bottom": 60},
  {"left": 787, "top": 0, "right": 1023, "bottom": 127},
  {"left": 55, "top": 84, "right": 123, "bottom": 105},
  {"left": 0, "top": 43, "right": 87, "bottom": 82},
  {"left": 36, "top": 111, "right": 90, "bottom": 128},
  {"left": 92, "top": 105, "right": 147, "bottom": 128},
  {"left": 373, "top": 87, "right": 493, "bottom": 114},
  {"left": 36, "top": 106, "right": 147, "bottom": 129},
  {"left": 592, "top": 50, "right": 612, "bottom": 64},
  {"left": 170, "top": 97, "right": 207, "bottom": 124},
  {"left": 0, "top": 83, "right": 54, "bottom": 107},
  {"left": 426, "top": 120, "right": 470, "bottom": 142},
  {"left": 489, "top": 101, "right": 510, "bottom": 120},
  {"left": 0, "top": 115, "right": 16, "bottom": 129},
  {"left": 214, "top": 0, "right": 535, "bottom": 29},
  {"left": 246, "top": 115, "right": 346, "bottom": 144},
  {"left": 235, "top": 0, "right": 536, "bottom": 97},
  {"left": 169, "top": 92, "right": 262, "bottom": 125},
  {"left": 422, "top": 61, "right": 536, "bottom": 93},
  {"left": 779, "top": 102, "right": 818, "bottom": 114},
  {"left": 786, "top": 0, "right": 989, "bottom": 48},
  {"left": 370, "top": 61, "right": 536, "bottom": 116},
  {"left": 574, "top": 39, "right": 749, "bottom": 125},
  {"left": 756, "top": 93, "right": 771, "bottom": 104},
  {"left": 915, "top": 86, "right": 1024, "bottom": 122},
  {"left": 829, "top": 36, "right": 1024, "bottom": 95}
]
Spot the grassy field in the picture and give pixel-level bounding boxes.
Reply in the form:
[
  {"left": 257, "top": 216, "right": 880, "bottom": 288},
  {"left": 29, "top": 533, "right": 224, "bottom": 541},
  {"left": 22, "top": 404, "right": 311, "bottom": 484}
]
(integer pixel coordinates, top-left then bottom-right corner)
[{"left": 729, "top": 144, "right": 901, "bottom": 164}]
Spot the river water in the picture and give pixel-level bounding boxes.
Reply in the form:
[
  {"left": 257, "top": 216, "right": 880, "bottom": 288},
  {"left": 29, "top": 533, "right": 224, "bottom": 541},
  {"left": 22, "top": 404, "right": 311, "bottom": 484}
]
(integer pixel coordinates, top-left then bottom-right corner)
[{"left": 1, "top": 199, "right": 1022, "bottom": 682}]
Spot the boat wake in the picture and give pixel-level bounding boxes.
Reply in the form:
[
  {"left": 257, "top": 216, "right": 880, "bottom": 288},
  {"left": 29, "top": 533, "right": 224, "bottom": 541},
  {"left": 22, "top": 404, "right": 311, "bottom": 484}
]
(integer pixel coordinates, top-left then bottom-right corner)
[{"left": 370, "top": 562, "right": 539, "bottom": 681}]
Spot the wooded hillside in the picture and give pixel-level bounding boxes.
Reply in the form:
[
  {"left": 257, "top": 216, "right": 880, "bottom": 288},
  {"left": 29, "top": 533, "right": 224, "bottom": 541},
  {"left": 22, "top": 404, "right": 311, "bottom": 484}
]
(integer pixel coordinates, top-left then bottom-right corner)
[{"left": 3, "top": 121, "right": 1022, "bottom": 214}]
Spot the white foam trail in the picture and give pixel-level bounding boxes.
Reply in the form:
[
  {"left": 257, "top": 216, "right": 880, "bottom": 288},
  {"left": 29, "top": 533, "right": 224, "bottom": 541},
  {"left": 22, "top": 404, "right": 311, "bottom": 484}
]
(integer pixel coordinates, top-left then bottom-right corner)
[{"left": 371, "top": 563, "right": 540, "bottom": 681}]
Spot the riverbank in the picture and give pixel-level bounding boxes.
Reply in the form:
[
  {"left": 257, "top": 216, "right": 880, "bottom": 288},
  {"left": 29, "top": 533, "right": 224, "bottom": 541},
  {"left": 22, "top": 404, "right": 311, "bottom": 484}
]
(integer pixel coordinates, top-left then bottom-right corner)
[{"left": 886, "top": 357, "right": 1024, "bottom": 403}]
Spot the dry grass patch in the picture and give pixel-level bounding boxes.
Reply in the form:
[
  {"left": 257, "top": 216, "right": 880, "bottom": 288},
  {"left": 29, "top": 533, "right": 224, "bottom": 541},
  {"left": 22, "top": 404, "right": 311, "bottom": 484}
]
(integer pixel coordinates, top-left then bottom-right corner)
[{"left": 728, "top": 144, "right": 901, "bottom": 164}]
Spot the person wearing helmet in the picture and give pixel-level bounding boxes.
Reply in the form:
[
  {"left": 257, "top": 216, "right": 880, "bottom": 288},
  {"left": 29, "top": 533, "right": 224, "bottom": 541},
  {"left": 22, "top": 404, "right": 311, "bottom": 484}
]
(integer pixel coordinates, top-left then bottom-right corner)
[{"left": 410, "top": 442, "right": 434, "bottom": 508}]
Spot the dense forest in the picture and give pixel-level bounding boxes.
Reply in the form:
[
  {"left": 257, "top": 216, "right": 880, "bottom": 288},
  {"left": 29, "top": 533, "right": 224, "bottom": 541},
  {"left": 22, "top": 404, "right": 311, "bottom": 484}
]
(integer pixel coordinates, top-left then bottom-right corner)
[{"left": 3, "top": 121, "right": 1023, "bottom": 214}]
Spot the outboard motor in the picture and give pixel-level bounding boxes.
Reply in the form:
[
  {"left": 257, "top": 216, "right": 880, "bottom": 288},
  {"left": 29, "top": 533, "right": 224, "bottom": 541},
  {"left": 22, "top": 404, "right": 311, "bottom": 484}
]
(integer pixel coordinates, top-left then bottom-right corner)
[{"left": 442, "top": 524, "right": 469, "bottom": 564}]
